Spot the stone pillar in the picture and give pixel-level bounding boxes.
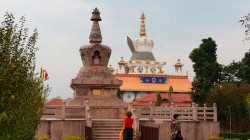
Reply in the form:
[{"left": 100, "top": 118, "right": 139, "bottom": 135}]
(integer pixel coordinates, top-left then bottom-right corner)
[
  {"left": 85, "top": 101, "right": 92, "bottom": 127},
  {"left": 62, "top": 101, "right": 67, "bottom": 120},
  {"left": 213, "top": 103, "right": 217, "bottom": 122},
  {"left": 133, "top": 109, "right": 139, "bottom": 130},
  {"left": 204, "top": 103, "right": 207, "bottom": 121},
  {"left": 192, "top": 103, "right": 197, "bottom": 121},
  {"left": 128, "top": 103, "right": 133, "bottom": 112},
  {"left": 149, "top": 102, "right": 153, "bottom": 120},
  {"left": 170, "top": 102, "right": 174, "bottom": 119}
]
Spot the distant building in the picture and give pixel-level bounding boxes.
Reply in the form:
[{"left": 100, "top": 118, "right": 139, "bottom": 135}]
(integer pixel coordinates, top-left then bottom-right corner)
[
  {"left": 65, "top": 97, "right": 73, "bottom": 102},
  {"left": 115, "top": 12, "right": 192, "bottom": 102},
  {"left": 132, "top": 93, "right": 191, "bottom": 107},
  {"left": 45, "top": 99, "right": 64, "bottom": 106}
]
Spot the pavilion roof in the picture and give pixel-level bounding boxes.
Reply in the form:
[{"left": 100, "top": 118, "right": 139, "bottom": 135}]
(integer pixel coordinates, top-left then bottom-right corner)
[
  {"left": 133, "top": 93, "right": 191, "bottom": 106},
  {"left": 44, "top": 99, "right": 64, "bottom": 106}
]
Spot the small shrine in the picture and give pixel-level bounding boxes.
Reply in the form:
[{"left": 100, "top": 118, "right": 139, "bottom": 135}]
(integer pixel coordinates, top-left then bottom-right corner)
[{"left": 174, "top": 59, "right": 184, "bottom": 75}]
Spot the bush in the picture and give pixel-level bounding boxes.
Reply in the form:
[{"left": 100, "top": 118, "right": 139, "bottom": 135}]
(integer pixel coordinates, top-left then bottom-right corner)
[
  {"left": 38, "top": 137, "right": 52, "bottom": 140},
  {"left": 219, "top": 131, "right": 250, "bottom": 140},
  {"left": 207, "top": 137, "right": 240, "bottom": 140},
  {"left": 134, "top": 129, "right": 141, "bottom": 138},
  {"left": 62, "top": 136, "right": 86, "bottom": 140},
  {"left": 207, "top": 83, "right": 250, "bottom": 132}
]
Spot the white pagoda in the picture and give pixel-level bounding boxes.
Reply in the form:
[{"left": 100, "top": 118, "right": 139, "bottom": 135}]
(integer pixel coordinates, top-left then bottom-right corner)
[{"left": 118, "top": 12, "right": 166, "bottom": 74}]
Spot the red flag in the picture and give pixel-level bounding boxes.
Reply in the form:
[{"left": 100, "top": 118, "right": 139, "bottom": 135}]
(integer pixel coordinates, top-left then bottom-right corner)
[{"left": 45, "top": 70, "right": 48, "bottom": 80}]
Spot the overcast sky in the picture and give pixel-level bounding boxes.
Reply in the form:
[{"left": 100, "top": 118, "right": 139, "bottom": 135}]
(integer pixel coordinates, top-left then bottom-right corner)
[{"left": 1, "top": 0, "right": 249, "bottom": 99}]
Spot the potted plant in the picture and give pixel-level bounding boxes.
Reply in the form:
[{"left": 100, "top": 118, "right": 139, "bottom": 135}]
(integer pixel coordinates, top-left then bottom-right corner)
[{"left": 134, "top": 129, "right": 141, "bottom": 140}]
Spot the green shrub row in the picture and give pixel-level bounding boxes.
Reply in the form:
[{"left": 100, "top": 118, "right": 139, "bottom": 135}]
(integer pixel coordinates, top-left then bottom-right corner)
[
  {"left": 38, "top": 136, "right": 86, "bottom": 140},
  {"left": 207, "top": 137, "right": 240, "bottom": 140},
  {"left": 219, "top": 132, "right": 250, "bottom": 140}
]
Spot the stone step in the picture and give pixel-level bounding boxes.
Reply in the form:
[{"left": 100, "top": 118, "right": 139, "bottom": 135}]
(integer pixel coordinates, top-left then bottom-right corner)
[
  {"left": 93, "top": 129, "right": 121, "bottom": 132},
  {"left": 92, "top": 137, "right": 135, "bottom": 140},
  {"left": 92, "top": 123, "right": 123, "bottom": 125},
  {"left": 94, "top": 133, "right": 119, "bottom": 136},
  {"left": 92, "top": 119, "right": 125, "bottom": 140},
  {"left": 92, "top": 122, "right": 124, "bottom": 125},
  {"left": 92, "top": 125, "right": 123, "bottom": 129},
  {"left": 92, "top": 137, "right": 120, "bottom": 140},
  {"left": 92, "top": 121, "right": 124, "bottom": 125},
  {"left": 93, "top": 128, "right": 122, "bottom": 131},
  {"left": 93, "top": 131, "right": 121, "bottom": 135}
]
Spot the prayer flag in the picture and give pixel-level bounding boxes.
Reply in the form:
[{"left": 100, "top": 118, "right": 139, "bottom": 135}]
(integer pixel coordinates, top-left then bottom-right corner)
[{"left": 40, "top": 68, "right": 49, "bottom": 80}]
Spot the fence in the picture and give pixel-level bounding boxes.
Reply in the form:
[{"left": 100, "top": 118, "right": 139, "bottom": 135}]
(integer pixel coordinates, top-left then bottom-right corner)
[
  {"left": 42, "top": 101, "right": 86, "bottom": 119},
  {"left": 131, "top": 102, "right": 217, "bottom": 122}
]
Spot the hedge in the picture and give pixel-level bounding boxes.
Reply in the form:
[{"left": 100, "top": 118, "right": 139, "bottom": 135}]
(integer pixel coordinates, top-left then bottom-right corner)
[
  {"left": 219, "top": 132, "right": 250, "bottom": 140},
  {"left": 38, "top": 136, "right": 85, "bottom": 140}
]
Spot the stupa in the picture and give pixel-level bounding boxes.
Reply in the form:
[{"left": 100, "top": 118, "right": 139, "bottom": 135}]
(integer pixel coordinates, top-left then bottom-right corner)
[
  {"left": 115, "top": 12, "right": 192, "bottom": 102},
  {"left": 118, "top": 12, "right": 166, "bottom": 74},
  {"left": 69, "top": 8, "right": 125, "bottom": 107}
]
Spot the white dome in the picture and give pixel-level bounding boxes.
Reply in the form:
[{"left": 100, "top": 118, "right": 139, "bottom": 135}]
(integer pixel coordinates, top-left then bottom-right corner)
[
  {"left": 123, "top": 92, "right": 135, "bottom": 102},
  {"left": 133, "top": 36, "right": 154, "bottom": 52}
]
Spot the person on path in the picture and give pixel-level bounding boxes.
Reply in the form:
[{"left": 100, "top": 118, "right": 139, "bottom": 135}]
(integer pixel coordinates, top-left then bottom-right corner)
[
  {"left": 170, "top": 114, "right": 183, "bottom": 140},
  {"left": 120, "top": 111, "right": 134, "bottom": 140}
]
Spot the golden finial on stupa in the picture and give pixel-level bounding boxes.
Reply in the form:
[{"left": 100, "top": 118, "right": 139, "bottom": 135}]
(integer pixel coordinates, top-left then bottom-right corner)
[{"left": 140, "top": 12, "right": 146, "bottom": 37}]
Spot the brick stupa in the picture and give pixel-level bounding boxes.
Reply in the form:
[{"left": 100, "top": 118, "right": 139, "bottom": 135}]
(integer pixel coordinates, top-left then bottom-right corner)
[{"left": 69, "top": 8, "right": 125, "bottom": 107}]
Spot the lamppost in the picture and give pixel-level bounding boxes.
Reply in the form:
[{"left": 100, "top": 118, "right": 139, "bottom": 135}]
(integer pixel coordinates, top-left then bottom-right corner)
[{"left": 227, "top": 106, "right": 231, "bottom": 133}]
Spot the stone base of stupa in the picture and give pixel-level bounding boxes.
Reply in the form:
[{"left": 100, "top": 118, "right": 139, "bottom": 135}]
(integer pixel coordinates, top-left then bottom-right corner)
[{"left": 67, "top": 98, "right": 127, "bottom": 119}]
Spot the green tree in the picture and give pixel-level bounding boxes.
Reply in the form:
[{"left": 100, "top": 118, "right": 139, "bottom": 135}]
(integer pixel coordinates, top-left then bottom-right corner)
[
  {"left": 117, "top": 88, "right": 122, "bottom": 99},
  {"left": 0, "top": 12, "right": 49, "bottom": 139},
  {"left": 168, "top": 86, "right": 173, "bottom": 104},
  {"left": 221, "top": 50, "right": 250, "bottom": 84},
  {"left": 239, "top": 12, "right": 250, "bottom": 41},
  {"left": 155, "top": 92, "right": 162, "bottom": 106},
  {"left": 189, "top": 37, "right": 222, "bottom": 105},
  {"left": 207, "top": 83, "right": 250, "bottom": 132},
  {"left": 240, "top": 50, "right": 250, "bottom": 83},
  {"left": 221, "top": 60, "right": 242, "bottom": 83}
]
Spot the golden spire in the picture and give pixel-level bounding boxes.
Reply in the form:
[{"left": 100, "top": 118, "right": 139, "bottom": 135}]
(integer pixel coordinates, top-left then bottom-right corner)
[{"left": 140, "top": 12, "right": 146, "bottom": 37}]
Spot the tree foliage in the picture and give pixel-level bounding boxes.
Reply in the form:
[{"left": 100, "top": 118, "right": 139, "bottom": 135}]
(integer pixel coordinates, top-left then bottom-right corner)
[
  {"left": 221, "top": 61, "right": 242, "bottom": 83},
  {"left": 221, "top": 50, "right": 250, "bottom": 84},
  {"left": 240, "top": 50, "right": 250, "bottom": 83},
  {"left": 117, "top": 88, "right": 122, "bottom": 99},
  {"left": 189, "top": 37, "right": 222, "bottom": 105},
  {"left": 0, "top": 12, "right": 49, "bottom": 139},
  {"left": 239, "top": 12, "right": 250, "bottom": 42},
  {"left": 155, "top": 92, "right": 162, "bottom": 106},
  {"left": 207, "top": 83, "right": 250, "bottom": 132},
  {"left": 168, "top": 86, "right": 173, "bottom": 104}
]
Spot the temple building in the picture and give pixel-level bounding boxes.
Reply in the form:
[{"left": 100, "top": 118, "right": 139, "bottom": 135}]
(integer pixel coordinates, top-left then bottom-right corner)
[{"left": 115, "top": 12, "right": 192, "bottom": 103}]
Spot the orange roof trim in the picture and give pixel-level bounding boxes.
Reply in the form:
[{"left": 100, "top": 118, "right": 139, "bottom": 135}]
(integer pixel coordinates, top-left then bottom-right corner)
[
  {"left": 118, "top": 61, "right": 127, "bottom": 64},
  {"left": 174, "top": 63, "right": 184, "bottom": 66}
]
